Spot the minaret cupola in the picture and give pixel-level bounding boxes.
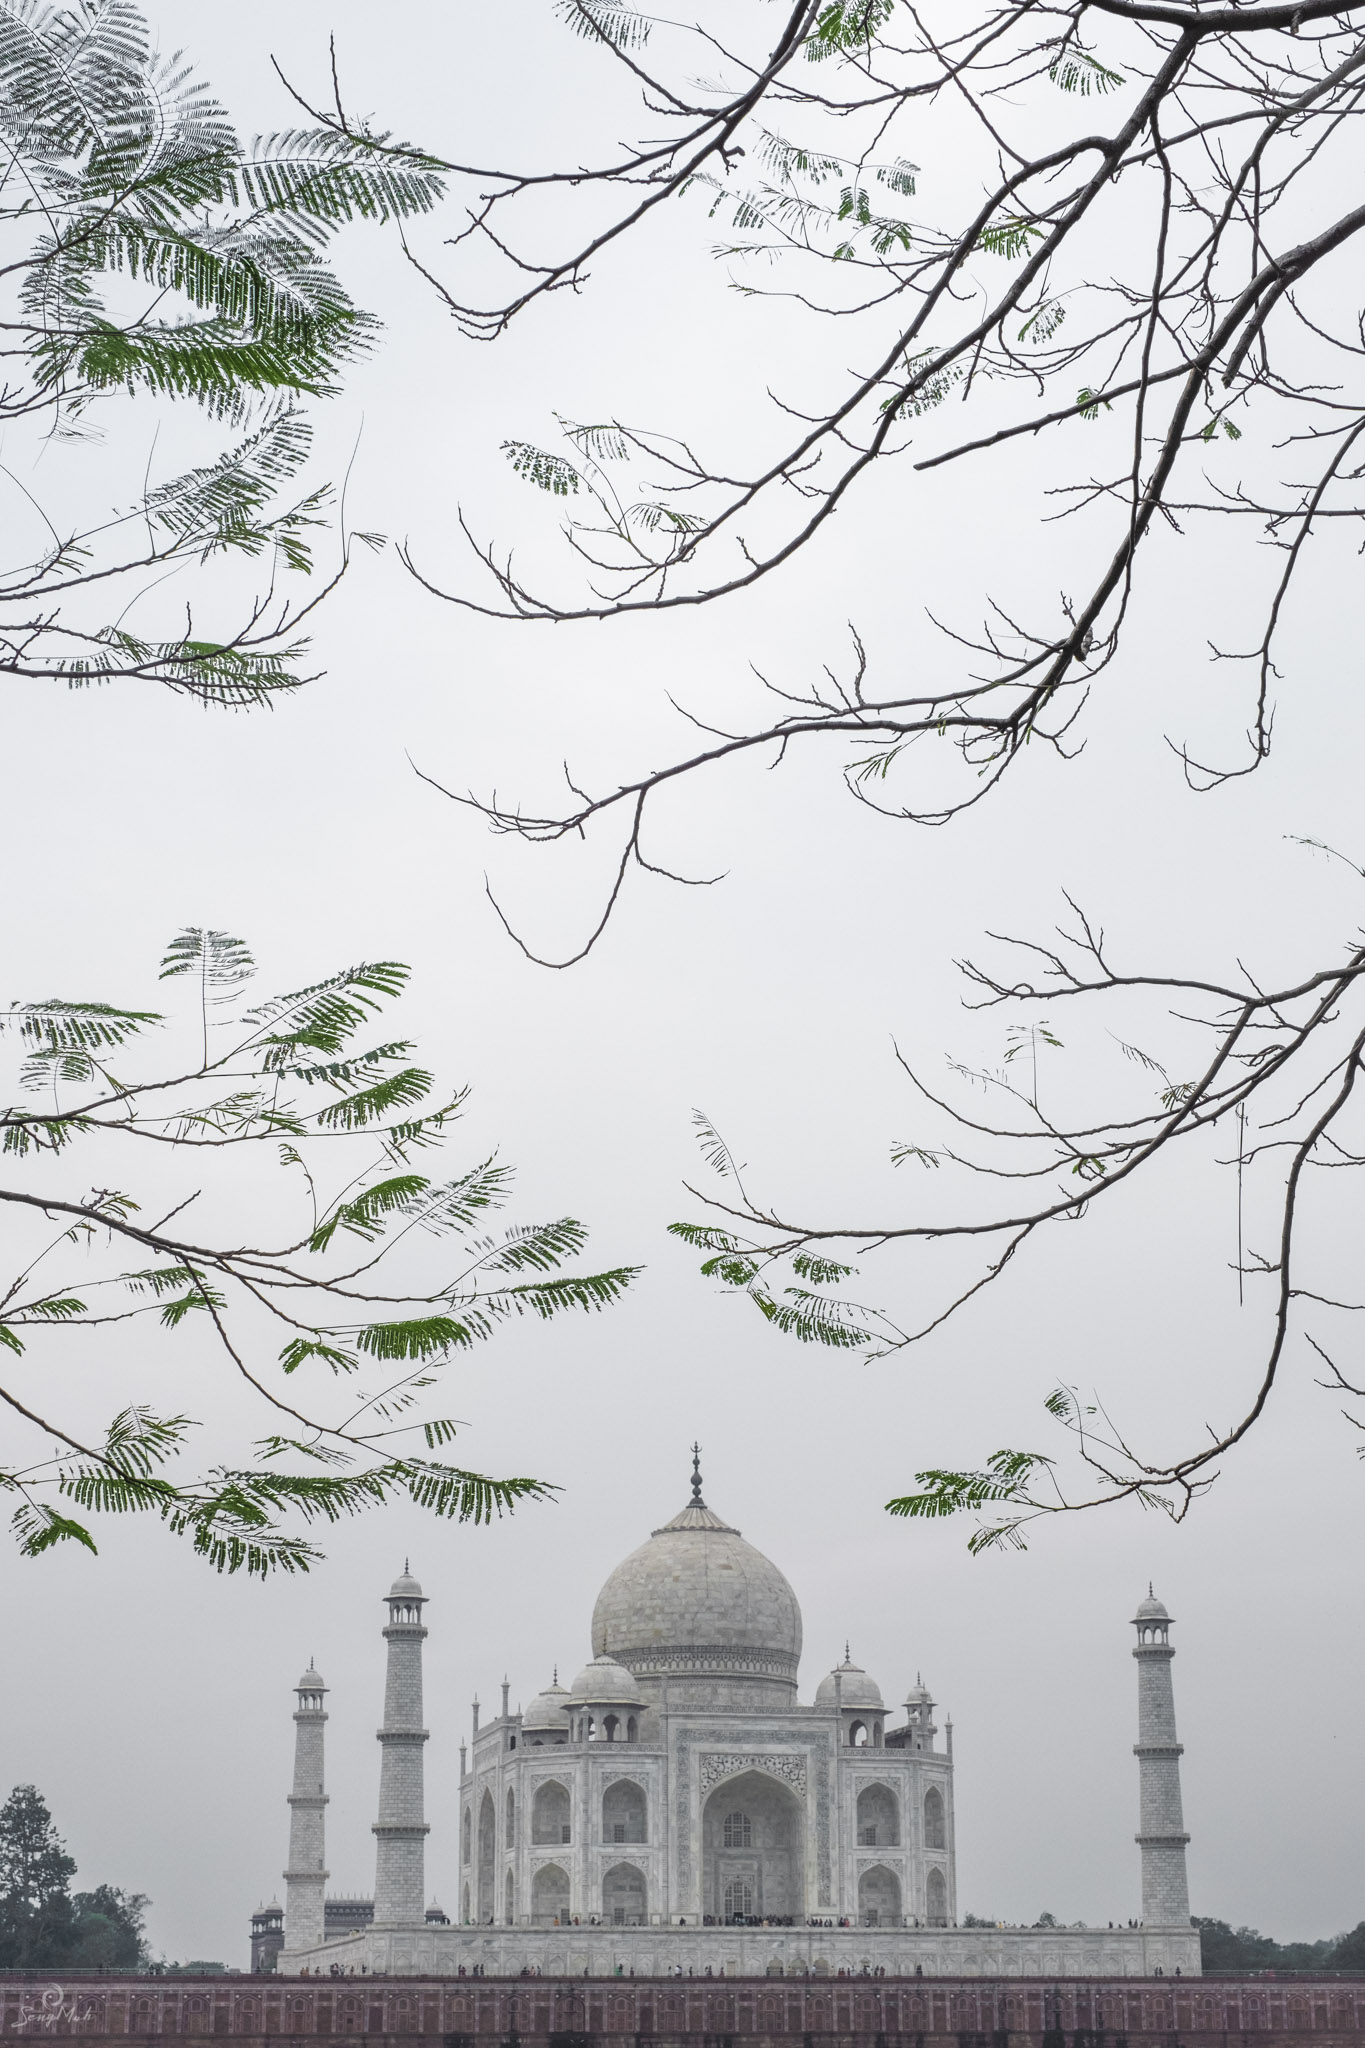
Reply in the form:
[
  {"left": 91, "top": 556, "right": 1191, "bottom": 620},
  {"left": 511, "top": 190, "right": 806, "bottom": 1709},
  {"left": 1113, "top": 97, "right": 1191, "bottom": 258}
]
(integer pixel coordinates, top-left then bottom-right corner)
[
  {"left": 295, "top": 1662, "right": 327, "bottom": 1713},
  {"left": 386, "top": 1563, "right": 426, "bottom": 1627}
]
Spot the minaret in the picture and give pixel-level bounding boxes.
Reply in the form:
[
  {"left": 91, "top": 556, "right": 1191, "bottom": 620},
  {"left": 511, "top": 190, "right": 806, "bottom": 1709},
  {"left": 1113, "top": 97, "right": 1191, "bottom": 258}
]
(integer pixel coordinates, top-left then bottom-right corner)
[
  {"left": 373, "top": 1565, "right": 430, "bottom": 1926},
  {"left": 1132, "top": 1587, "right": 1191, "bottom": 1924},
  {"left": 283, "top": 1662, "right": 328, "bottom": 1952}
]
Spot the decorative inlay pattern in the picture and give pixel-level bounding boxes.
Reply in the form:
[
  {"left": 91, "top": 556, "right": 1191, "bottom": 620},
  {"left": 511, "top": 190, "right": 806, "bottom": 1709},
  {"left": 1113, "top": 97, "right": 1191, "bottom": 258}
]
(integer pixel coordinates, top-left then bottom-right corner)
[
  {"left": 672, "top": 1724, "right": 838, "bottom": 1911},
  {"left": 620, "top": 1644, "right": 800, "bottom": 1678},
  {"left": 699, "top": 1751, "right": 807, "bottom": 1797}
]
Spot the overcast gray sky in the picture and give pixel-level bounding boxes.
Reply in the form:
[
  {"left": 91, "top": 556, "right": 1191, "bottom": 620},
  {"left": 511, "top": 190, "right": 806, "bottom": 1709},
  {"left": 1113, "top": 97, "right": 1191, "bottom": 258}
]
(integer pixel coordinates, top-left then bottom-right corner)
[{"left": 3, "top": 0, "right": 1363, "bottom": 1969}]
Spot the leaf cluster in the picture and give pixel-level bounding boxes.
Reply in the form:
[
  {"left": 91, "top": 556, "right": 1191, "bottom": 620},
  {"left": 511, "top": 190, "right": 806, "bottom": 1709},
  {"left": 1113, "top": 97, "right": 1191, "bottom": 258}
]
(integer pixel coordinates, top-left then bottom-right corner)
[
  {"left": 0, "top": 927, "right": 637, "bottom": 1572},
  {"left": 0, "top": 0, "right": 444, "bottom": 705}
]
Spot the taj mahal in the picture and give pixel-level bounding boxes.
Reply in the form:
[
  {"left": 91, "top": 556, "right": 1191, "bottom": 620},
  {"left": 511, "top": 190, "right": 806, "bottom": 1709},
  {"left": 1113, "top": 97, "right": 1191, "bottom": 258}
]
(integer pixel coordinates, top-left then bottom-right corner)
[{"left": 255, "top": 1453, "right": 1200, "bottom": 1979}]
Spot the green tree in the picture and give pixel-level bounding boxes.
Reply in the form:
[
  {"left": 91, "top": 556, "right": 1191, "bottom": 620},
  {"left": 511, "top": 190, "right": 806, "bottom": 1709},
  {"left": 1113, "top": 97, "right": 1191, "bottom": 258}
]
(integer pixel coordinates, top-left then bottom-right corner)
[
  {"left": 1332, "top": 1923, "right": 1365, "bottom": 1972},
  {"left": 68, "top": 1886, "right": 150, "bottom": 1968},
  {"left": 0, "top": 0, "right": 444, "bottom": 705},
  {"left": 1, "top": 929, "right": 636, "bottom": 1574},
  {"left": 1194, "top": 1916, "right": 1339, "bottom": 1974},
  {"left": 0, "top": 1788, "right": 150, "bottom": 1967},
  {"left": 0, "top": 1785, "right": 77, "bottom": 1967}
]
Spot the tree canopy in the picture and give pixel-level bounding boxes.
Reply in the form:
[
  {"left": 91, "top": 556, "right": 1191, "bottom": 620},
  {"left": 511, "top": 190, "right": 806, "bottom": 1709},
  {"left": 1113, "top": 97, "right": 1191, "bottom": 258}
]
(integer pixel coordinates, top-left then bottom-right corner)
[
  {"left": 0, "top": 0, "right": 445, "bottom": 705},
  {"left": 0, "top": 7, "right": 637, "bottom": 1574},
  {"left": 1195, "top": 1915, "right": 1365, "bottom": 1975},
  {"left": 0, "top": 1784, "right": 148, "bottom": 1968},
  {"left": 1, "top": 927, "right": 636, "bottom": 1573}
]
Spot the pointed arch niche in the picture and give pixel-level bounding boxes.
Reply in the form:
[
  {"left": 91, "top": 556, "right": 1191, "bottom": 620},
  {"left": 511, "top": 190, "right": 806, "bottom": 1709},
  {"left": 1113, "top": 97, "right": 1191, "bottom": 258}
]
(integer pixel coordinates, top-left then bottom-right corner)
[
  {"left": 476, "top": 1791, "right": 495, "bottom": 1922},
  {"left": 858, "top": 1864, "right": 901, "bottom": 1927},
  {"left": 531, "top": 1861, "right": 570, "bottom": 1925},
  {"left": 532, "top": 1779, "right": 571, "bottom": 1845},
  {"left": 701, "top": 1768, "right": 804, "bottom": 1923}
]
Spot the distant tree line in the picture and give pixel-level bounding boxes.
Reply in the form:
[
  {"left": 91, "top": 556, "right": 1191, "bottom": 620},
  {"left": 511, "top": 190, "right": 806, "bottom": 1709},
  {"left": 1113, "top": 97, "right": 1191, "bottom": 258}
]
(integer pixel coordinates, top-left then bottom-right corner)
[
  {"left": 1195, "top": 1919, "right": 1365, "bottom": 1975},
  {"left": 960, "top": 1910, "right": 1365, "bottom": 1971},
  {"left": 0, "top": 1786, "right": 148, "bottom": 1970}
]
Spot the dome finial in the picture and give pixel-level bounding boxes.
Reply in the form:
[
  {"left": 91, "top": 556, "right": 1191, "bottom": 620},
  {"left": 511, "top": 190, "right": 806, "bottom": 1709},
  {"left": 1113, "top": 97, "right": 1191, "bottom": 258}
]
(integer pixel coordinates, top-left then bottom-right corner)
[{"left": 690, "top": 1441, "right": 705, "bottom": 1505}]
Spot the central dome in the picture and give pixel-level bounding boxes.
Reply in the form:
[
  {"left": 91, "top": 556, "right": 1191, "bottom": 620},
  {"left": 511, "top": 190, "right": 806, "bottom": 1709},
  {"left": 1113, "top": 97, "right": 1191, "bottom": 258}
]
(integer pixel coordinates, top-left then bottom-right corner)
[{"left": 590, "top": 1487, "right": 802, "bottom": 1695}]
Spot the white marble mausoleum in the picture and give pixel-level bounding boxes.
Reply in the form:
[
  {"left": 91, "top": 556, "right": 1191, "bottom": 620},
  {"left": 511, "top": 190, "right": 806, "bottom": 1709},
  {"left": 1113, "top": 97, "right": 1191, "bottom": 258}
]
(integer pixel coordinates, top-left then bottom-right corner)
[{"left": 264, "top": 1455, "right": 1199, "bottom": 1978}]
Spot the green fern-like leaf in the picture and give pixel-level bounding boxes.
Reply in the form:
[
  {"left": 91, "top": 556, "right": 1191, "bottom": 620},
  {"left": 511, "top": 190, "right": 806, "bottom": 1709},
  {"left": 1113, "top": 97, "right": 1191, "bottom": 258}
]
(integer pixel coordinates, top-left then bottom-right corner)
[
  {"left": 17, "top": 1294, "right": 86, "bottom": 1320},
  {"left": 1, "top": 998, "right": 160, "bottom": 1053},
  {"left": 278, "top": 1338, "right": 359, "bottom": 1376},
  {"left": 482, "top": 1218, "right": 590, "bottom": 1273},
  {"left": 1048, "top": 45, "right": 1125, "bottom": 95},
  {"left": 790, "top": 1252, "right": 854, "bottom": 1285},
  {"left": 159, "top": 928, "right": 255, "bottom": 991},
  {"left": 667, "top": 1221, "right": 742, "bottom": 1253},
  {"left": 561, "top": 421, "right": 629, "bottom": 461},
  {"left": 502, "top": 441, "right": 582, "bottom": 495},
  {"left": 977, "top": 216, "right": 1043, "bottom": 259},
  {"left": 231, "top": 129, "right": 446, "bottom": 225},
  {"left": 555, "top": 0, "right": 652, "bottom": 50},
  {"left": 805, "top": 0, "right": 895, "bottom": 60},
  {"left": 159, "top": 1282, "right": 225, "bottom": 1327},
  {"left": 249, "top": 961, "right": 410, "bottom": 1057},
  {"left": 885, "top": 1447, "right": 1052, "bottom": 1520},
  {"left": 400, "top": 1461, "right": 555, "bottom": 1523},
  {"left": 11, "top": 1504, "right": 99, "bottom": 1556},
  {"left": 312, "top": 1067, "right": 432, "bottom": 1132},
  {"left": 309, "top": 1172, "right": 428, "bottom": 1250},
  {"left": 355, "top": 1315, "right": 480, "bottom": 1360},
  {"left": 497, "top": 1267, "right": 639, "bottom": 1317}
]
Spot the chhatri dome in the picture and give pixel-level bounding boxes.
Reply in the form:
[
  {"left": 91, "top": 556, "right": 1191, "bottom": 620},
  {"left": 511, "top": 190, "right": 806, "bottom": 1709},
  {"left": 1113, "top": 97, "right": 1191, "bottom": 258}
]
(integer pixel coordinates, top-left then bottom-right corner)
[
  {"left": 590, "top": 1446, "right": 802, "bottom": 1700},
  {"left": 567, "top": 1654, "right": 646, "bottom": 1707},
  {"left": 814, "top": 1649, "right": 884, "bottom": 1713},
  {"left": 520, "top": 1676, "right": 570, "bottom": 1735}
]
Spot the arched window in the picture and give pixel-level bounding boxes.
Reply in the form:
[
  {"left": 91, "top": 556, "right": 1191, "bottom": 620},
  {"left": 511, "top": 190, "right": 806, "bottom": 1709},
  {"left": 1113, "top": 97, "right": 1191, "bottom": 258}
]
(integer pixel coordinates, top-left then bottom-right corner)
[
  {"left": 461, "top": 1807, "right": 471, "bottom": 1864},
  {"left": 924, "top": 1786, "right": 946, "bottom": 1850},
  {"left": 504, "top": 1870, "right": 515, "bottom": 1924},
  {"left": 723, "top": 1879, "right": 754, "bottom": 1921},
  {"left": 603, "top": 1713, "right": 619, "bottom": 1743},
  {"left": 626, "top": 1716, "right": 638, "bottom": 1743},
  {"left": 704, "top": 1769, "right": 804, "bottom": 1924},
  {"left": 531, "top": 1862, "right": 570, "bottom": 1926},
  {"left": 858, "top": 1865, "right": 901, "bottom": 1929},
  {"left": 505, "top": 1788, "right": 516, "bottom": 1848},
  {"left": 849, "top": 1719, "right": 869, "bottom": 1747},
  {"left": 603, "top": 1862, "right": 646, "bottom": 1927},
  {"left": 856, "top": 1783, "right": 901, "bottom": 1847},
  {"left": 602, "top": 1779, "right": 647, "bottom": 1844},
  {"left": 532, "top": 1779, "right": 572, "bottom": 1845},
  {"left": 926, "top": 1867, "right": 948, "bottom": 1926}
]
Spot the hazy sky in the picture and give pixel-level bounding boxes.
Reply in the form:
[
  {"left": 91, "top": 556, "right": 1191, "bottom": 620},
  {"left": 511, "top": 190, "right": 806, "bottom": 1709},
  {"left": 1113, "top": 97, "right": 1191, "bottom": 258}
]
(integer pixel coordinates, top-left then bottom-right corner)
[{"left": 3, "top": 1, "right": 1364, "bottom": 1968}]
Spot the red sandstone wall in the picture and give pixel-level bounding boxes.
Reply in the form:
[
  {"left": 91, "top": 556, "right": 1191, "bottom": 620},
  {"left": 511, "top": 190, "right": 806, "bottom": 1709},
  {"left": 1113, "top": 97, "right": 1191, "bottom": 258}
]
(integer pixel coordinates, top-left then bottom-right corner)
[{"left": 2, "top": 1976, "right": 1362, "bottom": 2048}]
